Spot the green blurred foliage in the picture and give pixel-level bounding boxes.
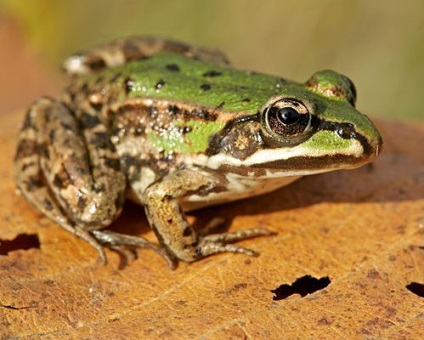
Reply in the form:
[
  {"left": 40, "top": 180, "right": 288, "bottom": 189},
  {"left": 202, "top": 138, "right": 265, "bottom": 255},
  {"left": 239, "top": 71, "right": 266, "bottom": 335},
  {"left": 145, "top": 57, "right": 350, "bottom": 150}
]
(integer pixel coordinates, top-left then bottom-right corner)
[{"left": 1, "top": 0, "right": 423, "bottom": 120}]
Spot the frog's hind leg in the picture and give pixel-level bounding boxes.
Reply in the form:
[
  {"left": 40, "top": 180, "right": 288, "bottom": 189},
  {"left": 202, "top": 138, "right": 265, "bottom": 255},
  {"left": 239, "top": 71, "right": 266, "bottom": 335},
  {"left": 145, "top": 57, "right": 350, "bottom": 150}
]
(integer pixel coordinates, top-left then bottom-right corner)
[
  {"left": 14, "top": 98, "right": 112, "bottom": 263},
  {"left": 14, "top": 97, "right": 170, "bottom": 266},
  {"left": 63, "top": 36, "right": 230, "bottom": 76}
]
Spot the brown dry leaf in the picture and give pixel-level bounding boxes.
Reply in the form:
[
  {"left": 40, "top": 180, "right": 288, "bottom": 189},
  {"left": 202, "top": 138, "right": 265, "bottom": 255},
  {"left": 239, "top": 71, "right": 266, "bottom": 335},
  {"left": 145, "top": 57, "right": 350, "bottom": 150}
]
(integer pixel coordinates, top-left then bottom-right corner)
[{"left": 0, "top": 113, "right": 423, "bottom": 338}]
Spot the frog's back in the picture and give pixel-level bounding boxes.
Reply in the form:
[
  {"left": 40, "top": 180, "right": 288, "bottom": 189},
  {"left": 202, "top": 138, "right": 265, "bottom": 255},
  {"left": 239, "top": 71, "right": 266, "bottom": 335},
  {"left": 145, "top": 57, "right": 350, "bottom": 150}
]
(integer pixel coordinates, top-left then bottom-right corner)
[{"left": 66, "top": 52, "right": 288, "bottom": 117}]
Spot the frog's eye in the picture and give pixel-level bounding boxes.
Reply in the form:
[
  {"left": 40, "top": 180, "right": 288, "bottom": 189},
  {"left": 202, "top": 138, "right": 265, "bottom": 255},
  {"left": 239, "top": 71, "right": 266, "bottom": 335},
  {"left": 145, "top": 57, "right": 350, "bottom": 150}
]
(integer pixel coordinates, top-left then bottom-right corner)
[{"left": 262, "top": 97, "right": 312, "bottom": 145}]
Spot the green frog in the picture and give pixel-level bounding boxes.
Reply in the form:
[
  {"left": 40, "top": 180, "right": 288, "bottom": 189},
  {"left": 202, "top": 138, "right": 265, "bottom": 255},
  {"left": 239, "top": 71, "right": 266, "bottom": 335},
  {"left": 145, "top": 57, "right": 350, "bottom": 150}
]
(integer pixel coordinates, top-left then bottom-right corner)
[{"left": 14, "top": 36, "right": 382, "bottom": 268}]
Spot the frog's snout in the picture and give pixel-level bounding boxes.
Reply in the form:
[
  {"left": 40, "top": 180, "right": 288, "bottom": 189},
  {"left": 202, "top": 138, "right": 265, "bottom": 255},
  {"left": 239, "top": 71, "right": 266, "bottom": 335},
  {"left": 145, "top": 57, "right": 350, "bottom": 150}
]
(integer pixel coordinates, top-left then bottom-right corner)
[{"left": 367, "top": 133, "right": 383, "bottom": 161}]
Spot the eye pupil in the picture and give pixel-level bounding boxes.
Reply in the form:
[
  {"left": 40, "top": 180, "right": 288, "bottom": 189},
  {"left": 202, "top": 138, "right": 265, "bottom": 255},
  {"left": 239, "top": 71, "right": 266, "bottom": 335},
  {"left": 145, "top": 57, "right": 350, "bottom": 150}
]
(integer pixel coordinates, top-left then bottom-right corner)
[
  {"left": 278, "top": 107, "right": 300, "bottom": 125},
  {"left": 262, "top": 97, "right": 312, "bottom": 143}
]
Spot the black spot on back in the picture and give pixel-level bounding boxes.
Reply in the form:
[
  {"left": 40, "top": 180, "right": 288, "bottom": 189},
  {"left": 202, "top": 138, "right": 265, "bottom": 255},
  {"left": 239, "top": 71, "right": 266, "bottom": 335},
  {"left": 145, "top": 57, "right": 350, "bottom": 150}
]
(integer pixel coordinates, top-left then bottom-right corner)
[
  {"left": 200, "top": 83, "right": 211, "bottom": 91},
  {"left": 155, "top": 79, "right": 167, "bottom": 90},
  {"left": 166, "top": 64, "right": 180, "bottom": 72},
  {"left": 124, "top": 77, "right": 134, "bottom": 94},
  {"left": 203, "top": 70, "right": 222, "bottom": 77}
]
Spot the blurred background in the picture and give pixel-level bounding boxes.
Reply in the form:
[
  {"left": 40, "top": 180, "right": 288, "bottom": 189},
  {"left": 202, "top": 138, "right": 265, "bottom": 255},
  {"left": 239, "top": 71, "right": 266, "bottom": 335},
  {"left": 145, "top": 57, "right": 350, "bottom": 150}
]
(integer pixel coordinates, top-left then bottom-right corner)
[{"left": 0, "top": 0, "right": 423, "bottom": 120}]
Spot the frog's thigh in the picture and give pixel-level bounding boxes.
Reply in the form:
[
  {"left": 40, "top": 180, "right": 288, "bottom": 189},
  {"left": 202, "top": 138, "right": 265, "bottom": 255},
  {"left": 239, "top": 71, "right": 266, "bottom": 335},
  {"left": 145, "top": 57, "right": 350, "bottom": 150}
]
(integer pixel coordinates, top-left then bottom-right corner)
[
  {"left": 63, "top": 36, "right": 230, "bottom": 76},
  {"left": 141, "top": 169, "right": 271, "bottom": 263},
  {"left": 14, "top": 98, "right": 126, "bottom": 262}
]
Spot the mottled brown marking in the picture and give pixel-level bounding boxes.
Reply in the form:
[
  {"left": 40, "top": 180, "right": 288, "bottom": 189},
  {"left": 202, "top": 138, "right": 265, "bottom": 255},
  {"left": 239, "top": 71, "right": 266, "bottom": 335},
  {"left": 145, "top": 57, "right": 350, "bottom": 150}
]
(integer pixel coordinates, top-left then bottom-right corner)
[
  {"left": 85, "top": 55, "right": 107, "bottom": 71},
  {"left": 122, "top": 41, "right": 142, "bottom": 61},
  {"left": 52, "top": 172, "right": 70, "bottom": 189},
  {"left": 15, "top": 139, "right": 37, "bottom": 160}
]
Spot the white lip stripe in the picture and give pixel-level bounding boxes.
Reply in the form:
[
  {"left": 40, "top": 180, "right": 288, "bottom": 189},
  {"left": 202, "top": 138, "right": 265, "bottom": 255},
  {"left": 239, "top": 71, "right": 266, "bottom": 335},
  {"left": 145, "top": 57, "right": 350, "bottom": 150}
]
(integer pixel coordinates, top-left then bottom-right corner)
[{"left": 191, "top": 138, "right": 363, "bottom": 171}]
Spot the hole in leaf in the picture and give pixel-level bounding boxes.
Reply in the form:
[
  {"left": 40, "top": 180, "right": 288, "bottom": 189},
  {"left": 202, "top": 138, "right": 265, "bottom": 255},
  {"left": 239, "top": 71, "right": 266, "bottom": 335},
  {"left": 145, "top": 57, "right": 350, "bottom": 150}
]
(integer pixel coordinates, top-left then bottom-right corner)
[
  {"left": 0, "top": 234, "right": 40, "bottom": 255},
  {"left": 271, "top": 275, "right": 331, "bottom": 300},
  {"left": 406, "top": 282, "right": 424, "bottom": 298}
]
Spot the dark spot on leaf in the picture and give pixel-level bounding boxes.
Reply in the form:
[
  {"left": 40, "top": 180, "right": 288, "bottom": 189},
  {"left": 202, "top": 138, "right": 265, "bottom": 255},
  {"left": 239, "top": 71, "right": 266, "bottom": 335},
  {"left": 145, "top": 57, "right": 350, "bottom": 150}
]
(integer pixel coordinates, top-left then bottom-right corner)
[
  {"left": 0, "top": 234, "right": 40, "bottom": 255},
  {"left": 242, "top": 98, "right": 251, "bottom": 103},
  {"left": 406, "top": 282, "right": 424, "bottom": 298},
  {"left": 271, "top": 275, "right": 331, "bottom": 300}
]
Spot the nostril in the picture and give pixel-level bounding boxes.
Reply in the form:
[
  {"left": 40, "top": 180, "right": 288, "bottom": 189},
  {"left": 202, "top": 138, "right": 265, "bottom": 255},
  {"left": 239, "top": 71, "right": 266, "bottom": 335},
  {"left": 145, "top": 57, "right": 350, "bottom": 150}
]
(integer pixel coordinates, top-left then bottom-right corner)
[{"left": 336, "top": 123, "right": 356, "bottom": 139}]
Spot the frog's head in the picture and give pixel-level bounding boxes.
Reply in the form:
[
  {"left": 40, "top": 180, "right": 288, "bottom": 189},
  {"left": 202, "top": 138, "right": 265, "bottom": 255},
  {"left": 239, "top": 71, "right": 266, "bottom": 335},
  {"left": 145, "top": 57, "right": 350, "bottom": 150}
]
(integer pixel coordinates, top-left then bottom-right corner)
[{"left": 206, "top": 70, "right": 382, "bottom": 177}]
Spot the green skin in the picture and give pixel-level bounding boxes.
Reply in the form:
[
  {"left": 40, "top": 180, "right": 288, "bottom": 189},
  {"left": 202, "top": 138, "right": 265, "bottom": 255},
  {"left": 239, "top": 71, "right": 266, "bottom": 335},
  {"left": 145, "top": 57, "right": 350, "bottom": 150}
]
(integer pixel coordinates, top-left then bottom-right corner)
[{"left": 14, "top": 37, "right": 382, "bottom": 268}]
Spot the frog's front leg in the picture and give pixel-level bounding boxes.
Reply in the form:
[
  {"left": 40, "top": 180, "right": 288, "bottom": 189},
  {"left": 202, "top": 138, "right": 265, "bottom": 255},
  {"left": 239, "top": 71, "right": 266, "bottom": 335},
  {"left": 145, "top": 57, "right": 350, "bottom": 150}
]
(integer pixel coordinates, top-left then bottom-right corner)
[
  {"left": 140, "top": 169, "right": 272, "bottom": 263},
  {"left": 14, "top": 97, "right": 173, "bottom": 266}
]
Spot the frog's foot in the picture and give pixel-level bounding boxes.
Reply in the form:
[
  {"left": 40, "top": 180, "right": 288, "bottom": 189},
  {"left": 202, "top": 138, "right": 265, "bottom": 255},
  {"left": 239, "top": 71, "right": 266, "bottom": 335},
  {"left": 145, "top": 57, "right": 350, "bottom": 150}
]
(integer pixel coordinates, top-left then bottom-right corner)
[
  {"left": 91, "top": 230, "right": 176, "bottom": 269},
  {"left": 196, "top": 227, "right": 274, "bottom": 258}
]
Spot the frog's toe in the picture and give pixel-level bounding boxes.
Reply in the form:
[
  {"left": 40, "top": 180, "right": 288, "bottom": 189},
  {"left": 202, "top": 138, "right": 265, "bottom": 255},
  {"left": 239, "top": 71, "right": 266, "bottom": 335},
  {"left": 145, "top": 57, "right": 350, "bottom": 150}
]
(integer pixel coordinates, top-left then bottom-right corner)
[
  {"left": 196, "top": 241, "right": 259, "bottom": 258},
  {"left": 91, "top": 230, "right": 177, "bottom": 269},
  {"left": 201, "top": 227, "right": 274, "bottom": 243},
  {"left": 195, "top": 227, "right": 274, "bottom": 258},
  {"left": 109, "top": 245, "right": 138, "bottom": 264}
]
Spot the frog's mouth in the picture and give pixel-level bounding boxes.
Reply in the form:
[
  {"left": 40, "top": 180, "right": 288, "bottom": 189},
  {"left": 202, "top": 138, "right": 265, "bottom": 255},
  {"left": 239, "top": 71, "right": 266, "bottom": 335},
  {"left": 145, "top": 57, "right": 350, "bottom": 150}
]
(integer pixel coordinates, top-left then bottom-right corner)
[{"left": 204, "top": 123, "right": 382, "bottom": 178}]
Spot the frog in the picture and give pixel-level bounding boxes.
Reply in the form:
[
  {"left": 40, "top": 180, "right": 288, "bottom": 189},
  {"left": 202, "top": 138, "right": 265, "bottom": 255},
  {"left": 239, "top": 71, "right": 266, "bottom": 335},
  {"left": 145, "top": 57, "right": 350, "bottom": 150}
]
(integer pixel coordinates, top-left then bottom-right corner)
[{"left": 14, "top": 36, "right": 382, "bottom": 269}]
